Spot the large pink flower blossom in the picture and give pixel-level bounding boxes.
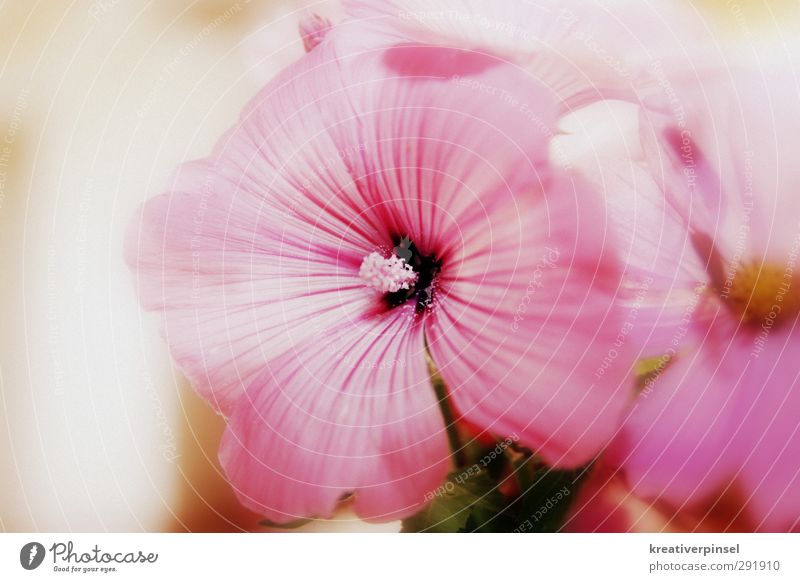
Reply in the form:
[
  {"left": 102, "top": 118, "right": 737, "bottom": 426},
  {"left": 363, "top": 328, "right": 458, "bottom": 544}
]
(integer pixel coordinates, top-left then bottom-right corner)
[
  {"left": 609, "top": 66, "right": 800, "bottom": 531},
  {"left": 125, "top": 31, "right": 632, "bottom": 523}
]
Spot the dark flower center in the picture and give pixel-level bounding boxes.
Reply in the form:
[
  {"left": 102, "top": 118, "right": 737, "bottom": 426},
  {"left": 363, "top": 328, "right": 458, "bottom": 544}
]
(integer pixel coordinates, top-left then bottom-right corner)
[{"left": 385, "top": 236, "right": 442, "bottom": 313}]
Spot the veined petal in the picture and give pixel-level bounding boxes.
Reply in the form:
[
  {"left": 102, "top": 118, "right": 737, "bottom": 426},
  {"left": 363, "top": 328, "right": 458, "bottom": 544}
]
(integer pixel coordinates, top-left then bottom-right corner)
[
  {"left": 218, "top": 309, "right": 450, "bottom": 524},
  {"left": 321, "top": 42, "right": 558, "bottom": 256},
  {"left": 429, "top": 172, "right": 634, "bottom": 467},
  {"left": 124, "top": 41, "right": 381, "bottom": 413}
]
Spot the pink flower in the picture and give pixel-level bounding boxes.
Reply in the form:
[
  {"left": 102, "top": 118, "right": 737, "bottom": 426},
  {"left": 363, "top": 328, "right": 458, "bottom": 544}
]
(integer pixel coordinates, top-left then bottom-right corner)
[
  {"left": 565, "top": 464, "right": 678, "bottom": 533},
  {"left": 610, "top": 66, "right": 800, "bottom": 532},
  {"left": 341, "top": 0, "right": 710, "bottom": 112},
  {"left": 564, "top": 463, "right": 752, "bottom": 532},
  {"left": 125, "top": 31, "right": 632, "bottom": 523}
]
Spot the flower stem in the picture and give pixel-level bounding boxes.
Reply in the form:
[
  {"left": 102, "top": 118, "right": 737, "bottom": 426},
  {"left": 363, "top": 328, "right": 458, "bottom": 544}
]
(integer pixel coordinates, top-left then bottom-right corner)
[{"left": 425, "top": 348, "right": 467, "bottom": 468}]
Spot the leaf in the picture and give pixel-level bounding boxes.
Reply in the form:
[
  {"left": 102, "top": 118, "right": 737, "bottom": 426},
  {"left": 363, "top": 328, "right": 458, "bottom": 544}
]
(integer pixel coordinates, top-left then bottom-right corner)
[
  {"left": 512, "top": 456, "right": 589, "bottom": 533},
  {"left": 401, "top": 470, "right": 514, "bottom": 533},
  {"left": 462, "top": 478, "right": 517, "bottom": 533}
]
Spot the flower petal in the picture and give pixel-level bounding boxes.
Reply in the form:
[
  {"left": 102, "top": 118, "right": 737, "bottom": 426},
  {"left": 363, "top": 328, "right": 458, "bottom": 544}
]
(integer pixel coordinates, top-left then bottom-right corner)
[
  {"left": 127, "top": 166, "right": 381, "bottom": 413},
  {"left": 342, "top": 0, "right": 574, "bottom": 60},
  {"left": 320, "top": 41, "right": 559, "bottom": 257},
  {"left": 565, "top": 464, "right": 676, "bottom": 533},
  {"left": 429, "top": 171, "right": 633, "bottom": 467},
  {"left": 733, "top": 329, "right": 800, "bottom": 532},
  {"left": 218, "top": 309, "right": 450, "bottom": 523},
  {"left": 126, "top": 42, "right": 394, "bottom": 412},
  {"left": 637, "top": 65, "right": 800, "bottom": 264},
  {"left": 611, "top": 319, "right": 749, "bottom": 509},
  {"left": 556, "top": 101, "right": 709, "bottom": 357},
  {"left": 341, "top": 0, "right": 711, "bottom": 111}
]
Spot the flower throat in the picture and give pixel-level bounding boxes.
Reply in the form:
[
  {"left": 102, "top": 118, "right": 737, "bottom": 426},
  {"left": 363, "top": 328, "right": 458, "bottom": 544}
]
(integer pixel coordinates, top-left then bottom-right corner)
[
  {"left": 359, "top": 236, "right": 441, "bottom": 313},
  {"left": 723, "top": 261, "right": 800, "bottom": 327}
]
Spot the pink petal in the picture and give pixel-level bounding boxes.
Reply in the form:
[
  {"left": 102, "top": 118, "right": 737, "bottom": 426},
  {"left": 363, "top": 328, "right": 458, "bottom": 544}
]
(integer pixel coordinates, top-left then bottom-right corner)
[
  {"left": 732, "top": 329, "right": 800, "bottom": 532},
  {"left": 125, "top": 158, "right": 377, "bottom": 413},
  {"left": 343, "top": 0, "right": 574, "bottom": 59},
  {"left": 218, "top": 309, "right": 450, "bottom": 523},
  {"left": 317, "top": 42, "right": 559, "bottom": 256},
  {"left": 429, "top": 171, "right": 633, "bottom": 468},
  {"left": 341, "top": 0, "right": 712, "bottom": 112},
  {"left": 566, "top": 133, "right": 709, "bottom": 357},
  {"left": 638, "top": 65, "right": 800, "bottom": 267},
  {"left": 565, "top": 465, "right": 673, "bottom": 533},
  {"left": 725, "top": 68, "right": 800, "bottom": 263},
  {"left": 611, "top": 317, "right": 749, "bottom": 509},
  {"left": 124, "top": 41, "right": 395, "bottom": 412}
]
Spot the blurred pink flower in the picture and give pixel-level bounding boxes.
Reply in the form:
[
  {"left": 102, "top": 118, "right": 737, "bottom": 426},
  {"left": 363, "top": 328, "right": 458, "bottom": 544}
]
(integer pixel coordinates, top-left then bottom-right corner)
[
  {"left": 126, "top": 32, "right": 632, "bottom": 523},
  {"left": 565, "top": 464, "right": 679, "bottom": 533},
  {"left": 610, "top": 66, "right": 800, "bottom": 532},
  {"left": 341, "top": 0, "right": 710, "bottom": 112},
  {"left": 565, "top": 463, "right": 753, "bottom": 532}
]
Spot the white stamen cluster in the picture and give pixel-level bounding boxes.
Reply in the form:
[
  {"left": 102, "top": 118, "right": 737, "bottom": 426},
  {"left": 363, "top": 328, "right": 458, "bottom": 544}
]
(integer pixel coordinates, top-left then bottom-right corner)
[{"left": 359, "top": 252, "right": 418, "bottom": 293}]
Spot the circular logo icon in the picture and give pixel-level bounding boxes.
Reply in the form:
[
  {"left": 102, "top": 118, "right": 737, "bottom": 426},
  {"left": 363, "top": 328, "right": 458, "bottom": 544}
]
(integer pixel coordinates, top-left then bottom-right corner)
[{"left": 20, "top": 542, "right": 46, "bottom": 570}]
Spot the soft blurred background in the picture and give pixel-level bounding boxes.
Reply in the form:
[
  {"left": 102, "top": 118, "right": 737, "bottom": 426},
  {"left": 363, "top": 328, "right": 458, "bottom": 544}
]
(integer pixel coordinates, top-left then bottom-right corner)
[{"left": 0, "top": 0, "right": 797, "bottom": 532}]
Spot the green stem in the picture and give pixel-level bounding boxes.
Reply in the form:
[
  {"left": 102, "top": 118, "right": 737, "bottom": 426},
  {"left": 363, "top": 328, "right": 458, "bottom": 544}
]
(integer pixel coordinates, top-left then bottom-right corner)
[{"left": 425, "top": 346, "right": 467, "bottom": 468}]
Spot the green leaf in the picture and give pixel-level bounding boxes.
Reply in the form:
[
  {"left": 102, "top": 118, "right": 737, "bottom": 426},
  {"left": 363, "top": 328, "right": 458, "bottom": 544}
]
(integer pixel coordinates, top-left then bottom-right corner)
[
  {"left": 401, "top": 470, "right": 513, "bottom": 533},
  {"left": 512, "top": 456, "right": 589, "bottom": 533},
  {"left": 462, "top": 478, "right": 517, "bottom": 533}
]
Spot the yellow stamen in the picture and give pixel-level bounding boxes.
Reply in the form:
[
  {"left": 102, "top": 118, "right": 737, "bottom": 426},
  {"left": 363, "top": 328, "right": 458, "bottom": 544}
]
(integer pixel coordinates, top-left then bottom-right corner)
[{"left": 724, "top": 262, "right": 800, "bottom": 326}]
